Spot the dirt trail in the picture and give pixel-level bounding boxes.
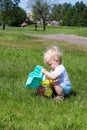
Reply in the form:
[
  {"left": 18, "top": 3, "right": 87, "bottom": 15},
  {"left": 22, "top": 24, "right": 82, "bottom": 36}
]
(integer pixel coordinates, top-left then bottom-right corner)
[{"left": 28, "top": 34, "right": 87, "bottom": 47}]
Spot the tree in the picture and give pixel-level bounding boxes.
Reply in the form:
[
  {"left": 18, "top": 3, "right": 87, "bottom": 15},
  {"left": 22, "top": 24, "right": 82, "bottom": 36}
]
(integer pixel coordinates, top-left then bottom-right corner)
[
  {"left": 60, "top": 1, "right": 87, "bottom": 26},
  {"left": 0, "top": 0, "right": 20, "bottom": 29},
  {"left": 27, "top": 0, "right": 61, "bottom": 31},
  {"left": 27, "top": 0, "right": 58, "bottom": 9},
  {"left": 32, "top": 0, "right": 50, "bottom": 31},
  {"left": 27, "top": 1, "right": 87, "bottom": 27},
  {"left": 74, "top": 1, "right": 86, "bottom": 26},
  {"left": 0, "top": 10, "right": 3, "bottom": 24},
  {"left": 81, "top": 7, "right": 87, "bottom": 26},
  {"left": 49, "top": 4, "right": 62, "bottom": 23},
  {"left": 9, "top": 7, "right": 27, "bottom": 27}
]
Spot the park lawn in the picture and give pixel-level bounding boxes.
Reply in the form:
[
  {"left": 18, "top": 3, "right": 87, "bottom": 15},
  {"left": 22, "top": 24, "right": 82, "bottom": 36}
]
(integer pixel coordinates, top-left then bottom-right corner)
[
  {"left": 0, "top": 25, "right": 87, "bottom": 36},
  {"left": 0, "top": 27, "right": 87, "bottom": 130}
]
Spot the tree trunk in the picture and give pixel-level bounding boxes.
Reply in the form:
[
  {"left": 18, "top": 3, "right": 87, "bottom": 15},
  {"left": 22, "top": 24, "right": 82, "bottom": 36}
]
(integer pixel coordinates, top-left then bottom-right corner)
[
  {"left": 2, "top": 22, "right": 5, "bottom": 30},
  {"left": 43, "top": 20, "right": 46, "bottom": 31}
]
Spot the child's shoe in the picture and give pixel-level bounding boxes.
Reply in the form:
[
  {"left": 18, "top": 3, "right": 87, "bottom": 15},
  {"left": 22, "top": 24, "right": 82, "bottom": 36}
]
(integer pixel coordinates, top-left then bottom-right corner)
[{"left": 53, "top": 95, "right": 64, "bottom": 102}]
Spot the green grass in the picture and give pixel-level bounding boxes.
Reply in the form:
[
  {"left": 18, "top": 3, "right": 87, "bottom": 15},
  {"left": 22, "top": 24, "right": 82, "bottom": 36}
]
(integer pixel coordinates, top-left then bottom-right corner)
[
  {"left": 0, "top": 27, "right": 87, "bottom": 130},
  {"left": 0, "top": 25, "right": 87, "bottom": 36}
]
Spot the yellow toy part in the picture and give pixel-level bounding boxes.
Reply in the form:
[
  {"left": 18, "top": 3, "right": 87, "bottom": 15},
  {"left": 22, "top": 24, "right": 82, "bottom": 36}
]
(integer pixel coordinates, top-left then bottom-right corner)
[
  {"left": 41, "top": 79, "right": 50, "bottom": 88},
  {"left": 44, "top": 88, "right": 53, "bottom": 97},
  {"left": 40, "top": 79, "right": 53, "bottom": 97}
]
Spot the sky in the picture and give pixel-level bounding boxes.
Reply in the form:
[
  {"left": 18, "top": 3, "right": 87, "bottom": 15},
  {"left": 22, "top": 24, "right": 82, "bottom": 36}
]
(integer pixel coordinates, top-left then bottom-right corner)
[{"left": 19, "top": 0, "right": 87, "bottom": 13}]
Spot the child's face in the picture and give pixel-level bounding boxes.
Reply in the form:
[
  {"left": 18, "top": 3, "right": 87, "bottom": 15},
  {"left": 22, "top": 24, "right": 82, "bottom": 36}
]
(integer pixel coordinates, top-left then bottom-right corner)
[{"left": 47, "top": 59, "right": 60, "bottom": 70}]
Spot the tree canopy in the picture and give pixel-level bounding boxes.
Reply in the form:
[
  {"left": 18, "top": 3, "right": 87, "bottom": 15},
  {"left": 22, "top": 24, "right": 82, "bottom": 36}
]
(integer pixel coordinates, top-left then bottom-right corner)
[
  {"left": 32, "top": 0, "right": 50, "bottom": 31},
  {"left": 0, "top": 0, "right": 23, "bottom": 29},
  {"left": 9, "top": 7, "right": 27, "bottom": 27},
  {"left": 49, "top": 1, "right": 87, "bottom": 26},
  {"left": 28, "top": 1, "right": 87, "bottom": 27}
]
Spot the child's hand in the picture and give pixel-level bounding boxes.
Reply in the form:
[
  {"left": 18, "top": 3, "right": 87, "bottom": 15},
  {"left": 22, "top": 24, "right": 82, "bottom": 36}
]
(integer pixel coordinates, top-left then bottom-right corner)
[{"left": 41, "top": 68, "right": 47, "bottom": 74}]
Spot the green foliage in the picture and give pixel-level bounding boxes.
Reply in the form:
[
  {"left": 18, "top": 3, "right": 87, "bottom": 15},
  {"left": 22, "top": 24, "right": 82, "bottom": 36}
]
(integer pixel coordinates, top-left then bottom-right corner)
[
  {"left": 0, "top": 27, "right": 87, "bottom": 129},
  {"left": 0, "top": 10, "right": 3, "bottom": 22},
  {"left": 1, "top": 0, "right": 20, "bottom": 9},
  {"left": 9, "top": 7, "right": 27, "bottom": 26},
  {"left": 1, "top": 0, "right": 13, "bottom": 10},
  {"left": 49, "top": 1, "right": 87, "bottom": 27},
  {"left": 0, "top": 0, "right": 21, "bottom": 29},
  {"left": 33, "top": 0, "right": 49, "bottom": 21},
  {"left": 49, "top": 4, "right": 62, "bottom": 22},
  {"left": 32, "top": 0, "right": 50, "bottom": 31}
]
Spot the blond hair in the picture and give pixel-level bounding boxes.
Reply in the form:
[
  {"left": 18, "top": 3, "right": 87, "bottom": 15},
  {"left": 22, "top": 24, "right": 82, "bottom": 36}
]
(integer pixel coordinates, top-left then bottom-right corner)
[{"left": 44, "top": 46, "right": 62, "bottom": 64}]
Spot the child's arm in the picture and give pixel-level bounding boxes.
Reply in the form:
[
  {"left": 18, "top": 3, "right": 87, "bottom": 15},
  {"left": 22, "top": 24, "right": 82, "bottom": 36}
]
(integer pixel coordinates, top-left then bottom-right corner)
[{"left": 42, "top": 68, "right": 59, "bottom": 80}]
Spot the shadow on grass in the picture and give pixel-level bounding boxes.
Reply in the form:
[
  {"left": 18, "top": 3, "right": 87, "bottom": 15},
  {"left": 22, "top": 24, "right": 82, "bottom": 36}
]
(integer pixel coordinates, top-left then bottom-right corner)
[
  {"left": 29, "top": 88, "right": 77, "bottom": 101},
  {"left": 64, "top": 90, "right": 77, "bottom": 99}
]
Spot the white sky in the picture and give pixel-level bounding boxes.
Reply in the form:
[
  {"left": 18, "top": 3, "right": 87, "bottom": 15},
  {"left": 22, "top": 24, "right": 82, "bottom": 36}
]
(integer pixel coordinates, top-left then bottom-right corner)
[{"left": 19, "top": 0, "right": 87, "bottom": 12}]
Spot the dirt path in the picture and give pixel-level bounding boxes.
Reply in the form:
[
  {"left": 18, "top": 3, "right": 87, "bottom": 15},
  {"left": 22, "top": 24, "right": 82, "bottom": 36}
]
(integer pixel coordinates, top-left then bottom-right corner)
[{"left": 28, "top": 34, "right": 87, "bottom": 48}]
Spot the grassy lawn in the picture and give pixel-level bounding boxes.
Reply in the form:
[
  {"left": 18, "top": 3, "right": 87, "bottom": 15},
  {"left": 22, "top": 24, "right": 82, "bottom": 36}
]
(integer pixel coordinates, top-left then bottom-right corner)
[
  {"left": 0, "top": 26, "right": 87, "bottom": 130},
  {"left": 0, "top": 25, "right": 87, "bottom": 36}
]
